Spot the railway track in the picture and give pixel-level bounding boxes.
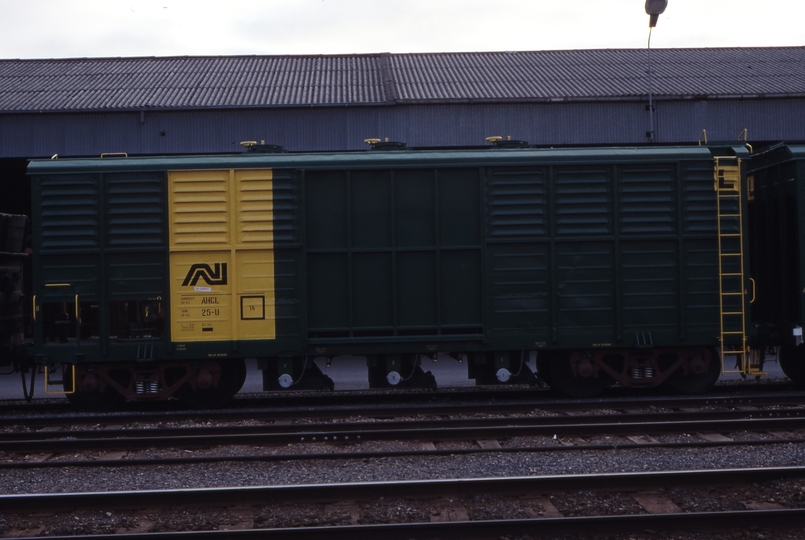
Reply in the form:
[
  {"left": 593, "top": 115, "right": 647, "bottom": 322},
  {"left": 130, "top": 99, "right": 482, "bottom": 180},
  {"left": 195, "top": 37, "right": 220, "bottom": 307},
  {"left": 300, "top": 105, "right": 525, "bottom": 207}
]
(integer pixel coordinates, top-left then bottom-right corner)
[
  {"left": 3, "top": 403, "right": 805, "bottom": 466},
  {"left": 4, "top": 389, "right": 805, "bottom": 538},
  {"left": 2, "top": 386, "right": 804, "bottom": 428},
  {"left": 5, "top": 432, "right": 805, "bottom": 471},
  {"left": 3, "top": 467, "right": 805, "bottom": 539}
]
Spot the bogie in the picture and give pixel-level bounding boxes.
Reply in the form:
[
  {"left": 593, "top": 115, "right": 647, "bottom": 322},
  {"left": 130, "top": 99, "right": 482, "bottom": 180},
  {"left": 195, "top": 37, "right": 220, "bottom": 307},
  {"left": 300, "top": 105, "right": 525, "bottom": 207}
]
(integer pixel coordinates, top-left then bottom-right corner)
[
  {"left": 542, "top": 348, "right": 722, "bottom": 398},
  {"left": 178, "top": 359, "right": 248, "bottom": 409},
  {"left": 61, "top": 359, "right": 248, "bottom": 410}
]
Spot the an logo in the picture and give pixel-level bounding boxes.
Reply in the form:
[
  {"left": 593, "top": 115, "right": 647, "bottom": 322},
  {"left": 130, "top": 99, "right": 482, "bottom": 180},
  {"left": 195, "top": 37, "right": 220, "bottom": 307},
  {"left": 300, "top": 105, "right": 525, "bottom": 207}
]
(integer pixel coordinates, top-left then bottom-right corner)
[{"left": 182, "top": 263, "right": 228, "bottom": 287}]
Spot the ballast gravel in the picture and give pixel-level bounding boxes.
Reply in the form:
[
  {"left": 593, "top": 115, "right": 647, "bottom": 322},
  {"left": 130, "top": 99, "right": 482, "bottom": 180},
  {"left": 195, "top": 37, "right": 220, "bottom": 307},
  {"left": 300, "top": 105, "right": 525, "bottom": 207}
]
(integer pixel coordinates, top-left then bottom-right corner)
[
  {"left": 3, "top": 442, "right": 805, "bottom": 494},
  {"left": 2, "top": 379, "right": 804, "bottom": 538}
]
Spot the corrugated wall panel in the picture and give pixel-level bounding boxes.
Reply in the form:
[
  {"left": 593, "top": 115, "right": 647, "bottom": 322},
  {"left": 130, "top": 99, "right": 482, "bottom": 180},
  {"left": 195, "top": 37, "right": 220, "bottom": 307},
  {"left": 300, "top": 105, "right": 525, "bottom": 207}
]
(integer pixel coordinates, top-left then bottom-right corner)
[
  {"left": 2, "top": 99, "right": 805, "bottom": 158},
  {"left": 656, "top": 99, "right": 805, "bottom": 142}
]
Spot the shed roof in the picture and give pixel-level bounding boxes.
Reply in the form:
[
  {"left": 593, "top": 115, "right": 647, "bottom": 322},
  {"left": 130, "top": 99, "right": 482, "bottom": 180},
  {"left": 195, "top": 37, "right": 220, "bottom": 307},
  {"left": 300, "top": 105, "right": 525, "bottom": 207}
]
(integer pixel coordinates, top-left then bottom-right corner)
[{"left": 1, "top": 47, "right": 803, "bottom": 112}]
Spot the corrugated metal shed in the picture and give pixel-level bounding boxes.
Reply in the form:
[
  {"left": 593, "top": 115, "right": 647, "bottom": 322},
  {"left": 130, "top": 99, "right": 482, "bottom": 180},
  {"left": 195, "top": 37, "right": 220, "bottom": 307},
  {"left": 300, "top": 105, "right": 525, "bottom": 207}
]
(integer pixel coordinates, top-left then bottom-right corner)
[
  {"left": 391, "top": 48, "right": 805, "bottom": 101},
  {"left": 0, "top": 55, "right": 387, "bottom": 111},
  {"left": 0, "top": 47, "right": 803, "bottom": 157},
  {"left": 1, "top": 48, "right": 803, "bottom": 112}
]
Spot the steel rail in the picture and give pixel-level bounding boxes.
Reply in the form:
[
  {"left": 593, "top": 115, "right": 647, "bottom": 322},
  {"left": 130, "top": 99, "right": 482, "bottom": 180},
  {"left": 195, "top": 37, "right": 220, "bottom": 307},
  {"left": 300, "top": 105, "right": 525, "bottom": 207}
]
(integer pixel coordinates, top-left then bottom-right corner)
[
  {"left": 0, "top": 392, "right": 805, "bottom": 427},
  {"left": 3, "top": 435, "right": 804, "bottom": 470},
  {"left": 2, "top": 412, "right": 805, "bottom": 454},
  {"left": 2, "top": 466, "right": 804, "bottom": 512},
  {"left": 3, "top": 405, "right": 805, "bottom": 443},
  {"left": 10, "top": 509, "right": 805, "bottom": 540}
]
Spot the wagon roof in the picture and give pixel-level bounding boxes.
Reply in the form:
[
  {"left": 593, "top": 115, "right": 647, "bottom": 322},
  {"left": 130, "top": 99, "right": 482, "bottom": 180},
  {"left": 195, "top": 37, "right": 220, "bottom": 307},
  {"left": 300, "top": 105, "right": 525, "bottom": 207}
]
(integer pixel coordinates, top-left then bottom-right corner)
[
  {"left": 748, "top": 143, "right": 805, "bottom": 170},
  {"left": 28, "top": 144, "right": 750, "bottom": 175}
]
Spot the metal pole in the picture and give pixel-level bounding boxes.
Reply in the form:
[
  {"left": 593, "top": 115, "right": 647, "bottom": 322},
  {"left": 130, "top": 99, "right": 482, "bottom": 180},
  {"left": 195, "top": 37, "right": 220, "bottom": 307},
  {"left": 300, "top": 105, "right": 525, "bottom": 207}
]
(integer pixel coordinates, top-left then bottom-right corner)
[{"left": 647, "top": 27, "right": 654, "bottom": 142}]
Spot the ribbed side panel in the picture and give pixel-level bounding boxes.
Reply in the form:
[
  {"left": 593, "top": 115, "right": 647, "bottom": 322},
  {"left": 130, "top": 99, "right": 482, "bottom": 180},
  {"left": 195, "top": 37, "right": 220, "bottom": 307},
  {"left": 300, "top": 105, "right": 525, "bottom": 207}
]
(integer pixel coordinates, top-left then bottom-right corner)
[
  {"left": 684, "top": 239, "right": 719, "bottom": 332},
  {"left": 106, "top": 253, "right": 165, "bottom": 297},
  {"left": 37, "top": 253, "right": 99, "bottom": 282},
  {"left": 488, "top": 244, "right": 550, "bottom": 335},
  {"left": 106, "top": 172, "right": 166, "bottom": 247},
  {"left": 485, "top": 167, "right": 549, "bottom": 336},
  {"left": 169, "top": 170, "right": 230, "bottom": 246},
  {"left": 681, "top": 161, "right": 719, "bottom": 336},
  {"left": 37, "top": 174, "right": 99, "bottom": 250},
  {"left": 168, "top": 169, "right": 277, "bottom": 342},
  {"left": 482, "top": 157, "right": 719, "bottom": 347},
  {"left": 618, "top": 165, "right": 676, "bottom": 234},
  {"left": 270, "top": 170, "right": 299, "bottom": 245},
  {"left": 236, "top": 169, "right": 274, "bottom": 245},
  {"left": 620, "top": 240, "right": 679, "bottom": 331},
  {"left": 682, "top": 163, "right": 718, "bottom": 234},
  {"left": 556, "top": 242, "right": 615, "bottom": 335},
  {"left": 485, "top": 168, "right": 547, "bottom": 239},
  {"left": 554, "top": 167, "right": 612, "bottom": 236}
]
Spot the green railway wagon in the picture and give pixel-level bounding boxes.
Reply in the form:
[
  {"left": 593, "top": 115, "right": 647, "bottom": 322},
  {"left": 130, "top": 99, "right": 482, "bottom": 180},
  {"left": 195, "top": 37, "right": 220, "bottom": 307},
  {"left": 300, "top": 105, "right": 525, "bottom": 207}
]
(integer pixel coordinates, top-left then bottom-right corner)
[
  {"left": 748, "top": 144, "right": 805, "bottom": 385},
  {"left": 27, "top": 143, "right": 752, "bottom": 407}
]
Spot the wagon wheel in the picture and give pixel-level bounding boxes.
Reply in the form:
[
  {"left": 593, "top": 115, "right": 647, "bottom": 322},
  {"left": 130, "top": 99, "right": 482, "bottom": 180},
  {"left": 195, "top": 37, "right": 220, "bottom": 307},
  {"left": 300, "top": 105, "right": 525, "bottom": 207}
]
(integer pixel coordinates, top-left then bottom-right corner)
[
  {"left": 779, "top": 344, "right": 805, "bottom": 386},
  {"left": 179, "top": 358, "right": 247, "bottom": 409},
  {"left": 549, "top": 350, "right": 611, "bottom": 398},
  {"left": 664, "top": 348, "right": 721, "bottom": 394},
  {"left": 65, "top": 365, "right": 125, "bottom": 412}
]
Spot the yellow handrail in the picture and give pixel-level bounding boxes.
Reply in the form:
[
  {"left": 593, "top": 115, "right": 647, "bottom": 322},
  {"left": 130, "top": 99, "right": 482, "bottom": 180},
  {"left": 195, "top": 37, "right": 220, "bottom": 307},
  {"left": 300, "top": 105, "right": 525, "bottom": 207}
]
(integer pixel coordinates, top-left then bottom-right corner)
[{"left": 45, "top": 365, "right": 75, "bottom": 395}]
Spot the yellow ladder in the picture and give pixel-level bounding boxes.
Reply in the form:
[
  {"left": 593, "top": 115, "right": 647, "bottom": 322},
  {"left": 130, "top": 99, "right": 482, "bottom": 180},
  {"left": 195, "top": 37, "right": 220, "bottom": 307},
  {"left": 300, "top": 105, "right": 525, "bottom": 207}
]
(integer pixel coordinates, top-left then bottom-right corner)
[{"left": 714, "top": 157, "right": 763, "bottom": 376}]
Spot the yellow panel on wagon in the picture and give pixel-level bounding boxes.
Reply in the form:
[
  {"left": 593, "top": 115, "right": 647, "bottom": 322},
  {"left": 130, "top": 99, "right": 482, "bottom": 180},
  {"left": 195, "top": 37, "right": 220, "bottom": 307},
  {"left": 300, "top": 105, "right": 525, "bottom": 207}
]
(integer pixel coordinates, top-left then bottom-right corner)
[{"left": 168, "top": 169, "right": 276, "bottom": 342}]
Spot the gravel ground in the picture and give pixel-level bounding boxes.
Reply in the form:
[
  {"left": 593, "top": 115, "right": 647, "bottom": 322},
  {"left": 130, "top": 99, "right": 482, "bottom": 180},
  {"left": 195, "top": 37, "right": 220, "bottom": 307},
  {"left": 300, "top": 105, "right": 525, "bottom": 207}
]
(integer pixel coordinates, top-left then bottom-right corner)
[
  {"left": 2, "top": 478, "right": 805, "bottom": 538},
  {"left": 3, "top": 442, "right": 805, "bottom": 494},
  {"left": 2, "top": 381, "right": 804, "bottom": 538}
]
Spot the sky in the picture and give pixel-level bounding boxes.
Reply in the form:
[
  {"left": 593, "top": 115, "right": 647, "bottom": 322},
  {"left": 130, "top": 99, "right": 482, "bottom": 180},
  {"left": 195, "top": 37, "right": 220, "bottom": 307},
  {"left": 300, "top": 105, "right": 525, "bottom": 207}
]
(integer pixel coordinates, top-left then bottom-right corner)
[{"left": 0, "top": 0, "right": 803, "bottom": 59}]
